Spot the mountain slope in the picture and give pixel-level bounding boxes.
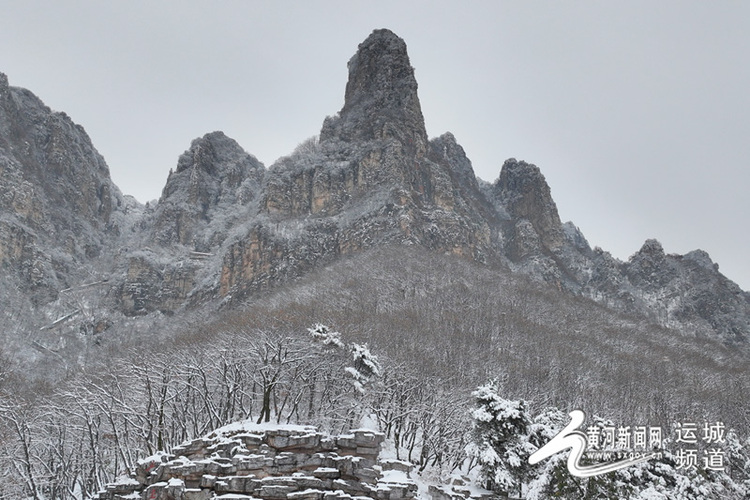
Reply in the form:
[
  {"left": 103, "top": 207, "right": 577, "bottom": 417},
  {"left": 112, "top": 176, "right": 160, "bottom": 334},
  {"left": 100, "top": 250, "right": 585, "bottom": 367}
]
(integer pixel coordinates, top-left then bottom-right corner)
[
  {"left": 113, "top": 29, "right": 749, "bottom": 343},
  {"left": 0, "top": 72, "right": 126, "bottom": 304},
  {"left": 0, "top": 29, "right": 747, "bottom": 383},
  {"left": 1, "top": 29, "right": 749, "bottom": 499}
]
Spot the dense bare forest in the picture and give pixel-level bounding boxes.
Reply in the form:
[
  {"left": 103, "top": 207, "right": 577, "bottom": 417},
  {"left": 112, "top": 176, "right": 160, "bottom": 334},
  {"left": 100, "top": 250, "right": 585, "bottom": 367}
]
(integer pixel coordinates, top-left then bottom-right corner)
[{"left": 2, "top": 247, "right": 748, "bottom": 498}]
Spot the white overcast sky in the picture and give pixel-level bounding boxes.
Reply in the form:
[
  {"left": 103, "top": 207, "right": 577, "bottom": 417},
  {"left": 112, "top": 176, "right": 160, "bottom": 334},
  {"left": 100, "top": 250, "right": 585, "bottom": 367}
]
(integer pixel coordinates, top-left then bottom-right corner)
[{"left": 1, "top": 1, "right": 748, "bottom": 290}]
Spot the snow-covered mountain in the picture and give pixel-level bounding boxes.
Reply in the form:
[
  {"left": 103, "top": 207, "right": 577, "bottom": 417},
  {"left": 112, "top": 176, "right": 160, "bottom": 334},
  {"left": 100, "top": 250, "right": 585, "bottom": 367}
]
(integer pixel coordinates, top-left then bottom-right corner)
[
  {"left": 1, "top": 29, "right": 747, "bottom": 353},
  {"left": 3, "top": 27, "right": 750, "bottom": 500}
]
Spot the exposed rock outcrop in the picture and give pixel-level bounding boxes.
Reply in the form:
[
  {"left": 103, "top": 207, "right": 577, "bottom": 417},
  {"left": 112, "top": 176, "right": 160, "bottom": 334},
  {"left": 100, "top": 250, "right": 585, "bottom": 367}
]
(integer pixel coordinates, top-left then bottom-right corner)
[
  {"left": 108, "top": 30, "right": 750, "bottom": 340},
  {"left": 2, "top": 29, "right": 748, "bottom": 343},
  {"left": 0, "top": 71, "right": 123, "bottom": 303},
  {"left": 320, "top": 29, "right": 428, "bottom": 157},
  {"left": 153, "top": 131, "right": 264, "bottom": 248},
  {"left": 481, "top": 157, "right": 750, "bottom": 343},
  {"left": 96, "top": 424, "right": 418, "bottom": 500},
  {"left": 118, "top": 251, "right": 201, "bottom": 315},
  {"left": 621, "top": 240, "right": 750, "bottom": 341},
  {"left": 116, "top": 132, "right": 264, "bottom": 315},
  {"left": 220, "top": 29, "right": 496, "bottom": 300},
  {"left": 492, "top": 158, "right": 565, "bottom": 259}
]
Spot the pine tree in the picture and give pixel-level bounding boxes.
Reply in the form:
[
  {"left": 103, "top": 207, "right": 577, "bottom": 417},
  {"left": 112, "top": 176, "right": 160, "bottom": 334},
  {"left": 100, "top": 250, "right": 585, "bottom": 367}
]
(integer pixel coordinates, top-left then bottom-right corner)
[{"left": 467, "top": 381, "right": 535, "bottom": 497}]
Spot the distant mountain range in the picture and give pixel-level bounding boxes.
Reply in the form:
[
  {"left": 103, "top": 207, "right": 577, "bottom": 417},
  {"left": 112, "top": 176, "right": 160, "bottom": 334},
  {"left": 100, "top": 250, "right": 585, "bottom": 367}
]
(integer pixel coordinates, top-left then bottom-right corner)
[{"left": 1, "top": 29, "right": 747, "bottom": 379}]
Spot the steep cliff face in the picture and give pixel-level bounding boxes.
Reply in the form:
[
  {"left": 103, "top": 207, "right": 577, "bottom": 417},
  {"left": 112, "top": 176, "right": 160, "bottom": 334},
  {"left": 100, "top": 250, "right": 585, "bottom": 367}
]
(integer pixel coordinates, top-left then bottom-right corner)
[
  {"left": 153, "top": 131, "right": 265, "bottom": 248},
  {"left": 263, "top": 29, "right": 452, "bottom": 217},
  {"left": 1, "top": 29, "right": 748, "bottom": 344},
  {"left": 320, "top": 29, "right": 428, "bottom": 158},
  {"left": 117, "top": 30, "right": 750, "bottom": 341},
  {"left": 220, "top": 29, "right": 496, "bottom": 300},
  {"left": 480, "top": 157, "right": 750, "bottom": 343},
  {"left": 0, "top": 72, "right": 123, "bottom": 303},
  {"left": 492, "top": 158, "right": 565, "bottom": 257},
  {"left": 118, "top": 131, "right": 265, "bottom": 315}
]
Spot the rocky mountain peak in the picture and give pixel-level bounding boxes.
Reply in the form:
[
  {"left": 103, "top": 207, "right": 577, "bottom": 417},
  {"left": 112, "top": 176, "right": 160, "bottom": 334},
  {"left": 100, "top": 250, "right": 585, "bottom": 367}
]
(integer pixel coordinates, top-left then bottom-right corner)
[
  {"left": 152, "top": 131, "right": 264, "bottom": 246},
  {"left": 429, "top": 132, "right": 477, "bottom": 187},
  {"left": 320, "top": 29, "right": 428, "bottom": 156},
  {"left": 493, "top": 158, "right": 564, "bottom": 252},
  {"left": 684, "top": 249, "right": 719, "bottom": 271},
  {"left": 634, "top": 238, "right": 665, "bottom": 259},
  {"left": 625, "top": 239, "right": 669, "bottom": 284},
  {"left": 0, "top": 71, "right": 122, "bottom": 301},
  {"left": 2, "top": 32, "right": 748, "bottom": 344},
  {"left": 166, "top": 131, "right": 263, "bottom": 192}
]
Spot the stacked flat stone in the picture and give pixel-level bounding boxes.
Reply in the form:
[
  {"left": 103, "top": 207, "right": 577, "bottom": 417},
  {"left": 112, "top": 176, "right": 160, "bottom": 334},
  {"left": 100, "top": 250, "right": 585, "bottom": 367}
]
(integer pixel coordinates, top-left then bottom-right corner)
[
  {"left": 96, "top": 424, "right": 418, "bottom": 500},
  {"left": 427, "top": 476, "right": 495, "bottom": 500}
]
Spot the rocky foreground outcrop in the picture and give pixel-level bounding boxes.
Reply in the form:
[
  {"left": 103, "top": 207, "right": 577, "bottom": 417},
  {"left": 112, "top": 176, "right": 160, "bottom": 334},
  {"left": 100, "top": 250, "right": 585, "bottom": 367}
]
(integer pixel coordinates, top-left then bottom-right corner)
[{"left": 96, "top": 424, "right": 419, "bottom": 500}]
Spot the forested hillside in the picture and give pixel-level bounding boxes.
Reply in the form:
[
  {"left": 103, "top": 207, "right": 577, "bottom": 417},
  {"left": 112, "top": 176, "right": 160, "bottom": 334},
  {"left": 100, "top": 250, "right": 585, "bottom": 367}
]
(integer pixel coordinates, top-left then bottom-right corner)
[
  {"left": 2, "top": 247, "right": 748, "bottom": 498},
  {"left": 1, "top": 28, "right": 748, "bottom": 499}
]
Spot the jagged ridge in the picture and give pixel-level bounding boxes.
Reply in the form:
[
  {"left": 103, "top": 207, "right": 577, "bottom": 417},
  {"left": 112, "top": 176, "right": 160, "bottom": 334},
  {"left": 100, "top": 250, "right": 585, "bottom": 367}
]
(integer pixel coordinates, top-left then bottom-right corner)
[
  {"left": 0, "top": 29, "right": 748, "bottom": 349},
  {"left": 0, "top": 71, "right": 125, "bottom": 304}
]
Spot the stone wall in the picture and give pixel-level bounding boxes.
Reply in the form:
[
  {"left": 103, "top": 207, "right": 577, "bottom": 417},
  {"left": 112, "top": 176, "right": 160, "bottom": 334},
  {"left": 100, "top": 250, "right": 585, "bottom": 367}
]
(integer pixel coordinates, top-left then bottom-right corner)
[{"left": 96, "top": 424, "right": 418, "bottom": 500}]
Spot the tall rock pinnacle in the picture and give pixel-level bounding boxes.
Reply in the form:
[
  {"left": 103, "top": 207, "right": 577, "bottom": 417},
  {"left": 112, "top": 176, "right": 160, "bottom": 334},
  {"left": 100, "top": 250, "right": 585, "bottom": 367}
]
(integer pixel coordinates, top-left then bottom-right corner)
[
  {"left": 493, "top": 159, "right": 565, "bottom": 258},
  {"left": 320, "top": 29, "right": 428, "bottom": 156}
]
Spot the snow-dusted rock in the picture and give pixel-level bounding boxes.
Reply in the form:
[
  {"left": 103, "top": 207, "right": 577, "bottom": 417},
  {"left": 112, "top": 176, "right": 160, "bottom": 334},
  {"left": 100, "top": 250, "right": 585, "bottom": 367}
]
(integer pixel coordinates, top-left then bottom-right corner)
[{"left": 95, "top": 422, "right": 414, "bottom": 500}]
